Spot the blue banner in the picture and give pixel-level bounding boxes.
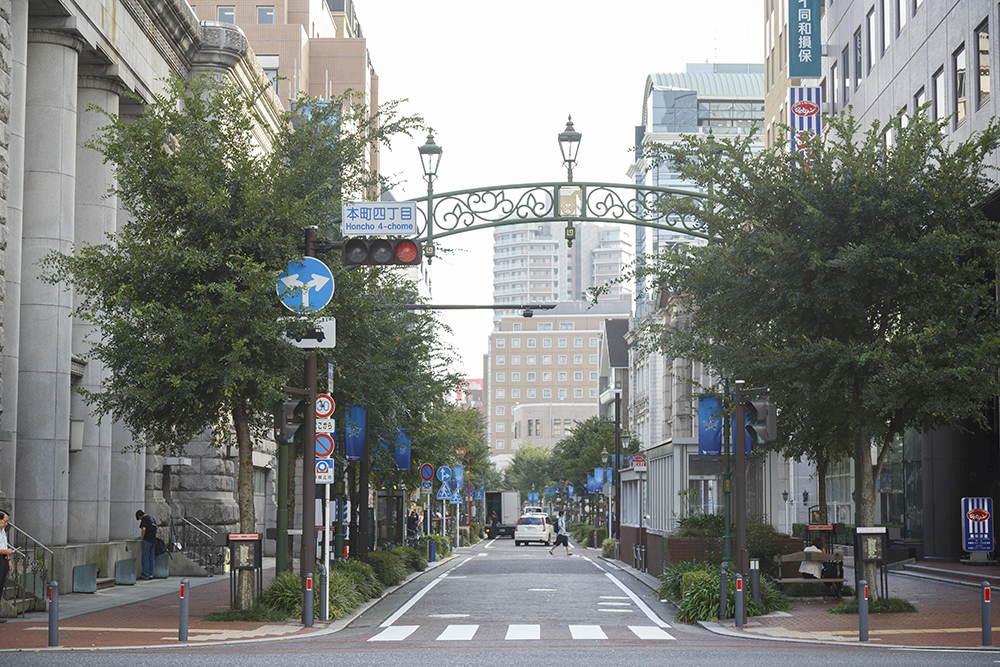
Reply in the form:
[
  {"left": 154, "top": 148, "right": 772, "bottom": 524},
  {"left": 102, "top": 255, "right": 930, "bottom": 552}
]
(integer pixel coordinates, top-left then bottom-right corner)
[
  {"left": 699, "top": 395, "right": 723, "bottom": 456},
  {"left": 594, "top": 467, "right": 604, "bottom": 485},
  {"left": 394, "top": 430, "right": 411, "bottom": 472},
  {"left": 963, "top": 497, "right": 994, "bottom": 552},
  {"left": 788, "top": 0, "right": 821, "bottom": 77},
  {"left": 344, "top": 404, "right": 365, "bottom": 461}
]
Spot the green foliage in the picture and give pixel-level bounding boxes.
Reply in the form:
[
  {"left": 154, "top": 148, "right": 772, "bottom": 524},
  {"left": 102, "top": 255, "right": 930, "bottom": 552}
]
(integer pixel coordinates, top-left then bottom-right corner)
[
  {"left": 595, "top": 526, "right": 608, "bottom": 545},
  {"left": 471, "top": 522, "right": 483, "bottom": 539},
  {"left": 366, "top": 551, "right": 408, "bottom": 587},
  {"left": 666, "top": 563, "right": 789, "bottom": 624},
  {"left": 502, "top": 443, "right": 554, "bottom": 497},
  {"left": 657, "top": 560, "right": 715, "bottom": 600},
  {"left": 327, "top": 569, "right": 364, "bottom": 620},
  {"left": 830, "top": 597, "right": 916, "bottom": 614},
  {"left": 202, "top": 606, "right": 290, "bottom": 622},
  {"left": 572, "top": 523, "right": 605, "bottom": 544},
  {"left": 671, "top": 514, "right": 785, "bottom": 577},
  {"left": 675, "top": 514, "right": 725, "bottom": 537},
  {"left": 427, "top": 534, "right": 451, "bottom": 559},
  {"left": 548, "top": 417, "right": 642, "bottom": 501},
  {"left": 333, "top": 559, "right": 383, "bottom": 600},
  {"left": 262, "top": 571, "right": 306, "bottom": 616},
  {"left": 601, "top": 538, "right": 616, "bottom": 558},
  {"left": 392, "top": 545, "right": 427, "bottom": 572},
  {"left": 680, "top": 570, "right": 713, "bottom": 597}
]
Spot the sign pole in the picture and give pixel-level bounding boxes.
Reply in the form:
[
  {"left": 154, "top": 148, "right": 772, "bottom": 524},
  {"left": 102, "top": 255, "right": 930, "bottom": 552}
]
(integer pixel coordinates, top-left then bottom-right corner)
[
  {"left": 301, "top": 228, "right": 319, "bottom": 624},
  {"left": 323, "top": 480, "right": 330, "bottom": 619}
]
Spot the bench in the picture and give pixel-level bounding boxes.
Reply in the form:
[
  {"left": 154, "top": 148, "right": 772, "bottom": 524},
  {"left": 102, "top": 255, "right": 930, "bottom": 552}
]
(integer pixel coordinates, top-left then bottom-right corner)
[{"left": 773, "top": 551, "right": 848, "bottom": 590}]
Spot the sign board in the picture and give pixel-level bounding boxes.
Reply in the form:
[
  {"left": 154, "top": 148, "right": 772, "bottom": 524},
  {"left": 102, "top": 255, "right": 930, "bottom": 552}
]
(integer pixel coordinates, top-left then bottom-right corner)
[
  {"left": 788, "top": 0, "right": 821, "bottom": 78},
  {"left": 228, "top": 533, "right": 260, "bottom": 540},
  {"left": 315, "top": 394, "right": 335, "bottom": 419},
  {"left": 453, "top": 465, "right": 464, "bottom": 488},
  {"left": 450, "top": 491, "right": 462, "bottom": 504},
  {"left": 315, "top": 433, "right": 335, "bottom": 458},
  {"left": 342, "top": 201, "right": 418, "bottom": 236},
  {"left": 436, "top": 480, "right": 452, "bottom": 500},
  {"left": 277, "top": 257, "right": 334, "bottom": 312},
  {"left": 315, "top": 458, "right": 334, "bottom": 484},
  {"left": 963, "top": 497, "right": 994, "bottom": 552},
  {"left": 437, "top": 466, "right": 452, "bottom": 483},
  {"left": 419, "top": 463, "right": 435, "bottom": 481},
  {"left": 789, "top": 87, "right": 823, "bottom": 155},
  {"left": 316, "top": 418, "right": 336, "bottom": 434},
  {"left": 473, "top": 489, "right": 483, "bottom": 500},
  {"left": 630, "top": 454, "right": 647, "bottom": 471},
  {"left": 421, "top": 481, "right": 433, "bottom": 495}
]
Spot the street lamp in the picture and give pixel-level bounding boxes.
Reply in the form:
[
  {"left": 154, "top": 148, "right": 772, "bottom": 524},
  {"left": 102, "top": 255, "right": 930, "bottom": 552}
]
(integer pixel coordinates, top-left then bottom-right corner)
[
  {"left": 558, "top": 115, "right": 582, "bottom": 182},
  {"left": 418, "top": 132, "right": 443, "bottom": 261},
  {"left": 601, "top": 446, "right": 609, "bottom": 534}
]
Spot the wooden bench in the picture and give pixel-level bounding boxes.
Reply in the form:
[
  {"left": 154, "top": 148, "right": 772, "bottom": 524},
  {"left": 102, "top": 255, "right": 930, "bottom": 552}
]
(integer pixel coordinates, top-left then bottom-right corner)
[{"left": 773, "top": 551, "right": 848, "bottom": 589}]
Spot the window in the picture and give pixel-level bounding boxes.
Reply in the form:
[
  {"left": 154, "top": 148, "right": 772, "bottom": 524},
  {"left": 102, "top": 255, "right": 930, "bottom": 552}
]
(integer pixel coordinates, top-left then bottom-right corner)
[
  {"left": 527, "top": 339, "right": 536, "bottom": 348},
  {"left": 914, "top": 87, "right": 927, "bottom": 117},
  {"left": 535, "top": 419, "right": 542, "bottom": 435},
  {"left": 866, "top": 7, "right": 876, "bottom": 73},
  {"left": 590, "top": 355, "right": 598, "bottom": 364},
  {"left": 831, "top": 63, "right": 839, "bottom": 112},
  {"left": 558, "top": 338, "right": 567, "bottom": 347},
  {"left": 542, "top": 355, "right": 552, "bottom": 365},
  {"left": 511, "top": 355, "right": 520, "bottom": 365},
  {"left": 896, "top": 0, "right": 906, "bottom": 34},
  {"left": 538, "top": 323, "right": 552, "bottom": 331},
  {"left": 513, "top": 323, "right": 521, "bottom": 331},
  {"left": 553, "top": 419, "right": 562, "bottom": 438},
  {"left": 512, "top": 372, "right": 520, "bottom": 382},
  {"left": 542, "top": 372, "right": 552, "bottom": 381},
  {"left": 527, "top": 372, "right": 536, "bottom": 381},
  {"left": 542, "top": 389, "right": 552, "bottom": 398},
  {"left": 955, "top": 44, "right": 967, "bottom": 126},
  {"left": 542, "top": 338, "right": 552, "bottom": 348},
  {"left": 217, "top": 6, "right": 235, "bottom": 22},
  {"left": 558, "top": 372, "right": 567, "bottom": 382},
  {"left": 559, "top": 323, "right": 574, "bottom": 330},
  {"left": 495, "top": 355, "right": 505, "bottom": 365},
  {"left": 495, "top": 338, "right": 505, "bottom": 348},
  {"left": 590, "top": 338, "right": 599, "bottom": 347},
  {"left": 881, "top": 0, "right": 890, "bottom": 55},
  {"left": 496, "top": 405, "right": 505, "bottom": 415},
  {"left": 257, "top": 5, "right": 274, "bottom": 23},
  {"left": 854, "top": 28, "right": 863, "bottom": 89},
  {"left": 496, "top": 372, "right": 505, "bottom": 382},
  {"left": 574, "top": 372, "right": 583, "bottom": 381},
  {"left": 496, "top": 440, "right": 505, "bottom": 449},
  {"left": 590, "top": 388, "right": 599, "bottom": 398},
  {"left": 512, "top": 338, "right": 521, "bottom": 348},
  {"left": 253, "top": 468, "right": 266, "bottom": 495},
  {"left": 527, "top": 389, "right": 536, "bottom": 398},
  {"left": 932, "top": 67, "right": 945, "bottom": 122},
  {"left": 496, "top": 389, "right": 505, "bottom": 399},
  {"left": 574, "top": 388, "right": 583, "bottom": 398},
  {"left": 511, "top": 389, "right": 520, "bottom": 398},
  {"left": 842, "top": 47, "right": 850, "bottom": 103},
  {"left": 977, "top": 20, "right": 990, "bottom": 108},
  {"left": 558, "top": 388, "right": 567, "bottom": 399},
  {"left": 527, "top": 355, "right": 536, "bottom": 365},
  {"left": 574, "top": 355, "right": 583, "bottom": 364},
  {"left": 259, "top": 55, "right": 279, "bottom": 94},
  {"left": 574, "top": 338, "right": 583, "bottom": 347},
  {"left": 556, "top": 355, "right": 565, "bottom": 365}
]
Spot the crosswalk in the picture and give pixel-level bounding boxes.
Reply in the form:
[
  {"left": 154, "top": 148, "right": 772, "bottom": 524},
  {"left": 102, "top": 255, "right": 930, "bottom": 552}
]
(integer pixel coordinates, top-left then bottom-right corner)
[{"left": 367, "top": 624, "right": 675, "bottom": 642}]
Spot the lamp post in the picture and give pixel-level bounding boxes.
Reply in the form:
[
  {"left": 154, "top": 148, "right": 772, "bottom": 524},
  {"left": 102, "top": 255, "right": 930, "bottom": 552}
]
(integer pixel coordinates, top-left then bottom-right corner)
[
  {"left": 601, "top": 446, "right": 609, "bottom": 534},
  {"left": 558, "top": 115, "right": 582, "bottom": 183},
  {"left": 418, "top": 132, "right": 442, "bottom": 262}
]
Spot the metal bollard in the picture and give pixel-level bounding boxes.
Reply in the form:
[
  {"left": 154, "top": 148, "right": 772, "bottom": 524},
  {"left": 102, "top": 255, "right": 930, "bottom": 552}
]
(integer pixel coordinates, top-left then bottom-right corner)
[
  {"left": 734, "top": 574, "right": 744, "bottom": 627},
  {"left": 719, "top": 562, "right": 728, "bottom": 620},
  {"left": 858, "top": 579, "right": 869, "bottom": 642},
  {"left": 749, "top": 558, "right": 761, "bottom": 606},
  {"left": 179, "top": 579, "right": 189, "bottom": 642},
  {"left": 983, "top": 581, "right": 992, "bottom": 647},
  {"left": 303, "top": 573, "right": 314, "bottom": 628},
  {"left": 48, "top": 580, "right": 59, "bottom": 647},
  {"left": 429, "top": 539, "right": 436, "bottom": 562},
  {"left": 319, "top": 564, "right": 329, "bottom": 622}
]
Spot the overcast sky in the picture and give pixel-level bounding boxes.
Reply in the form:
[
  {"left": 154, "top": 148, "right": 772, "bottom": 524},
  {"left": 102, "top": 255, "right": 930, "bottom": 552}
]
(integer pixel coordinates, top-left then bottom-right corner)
[{"left": 360, "top": 1, "right": 765, "bottom": 378}]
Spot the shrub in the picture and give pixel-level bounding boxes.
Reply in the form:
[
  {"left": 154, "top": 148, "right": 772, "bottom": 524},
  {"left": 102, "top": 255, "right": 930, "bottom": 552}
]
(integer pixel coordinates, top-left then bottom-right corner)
[
  {"left": 601, "top": 538, "right": 616, "bottom": 558},
  {"left": 427, "top": 533, "right": 451, "bottom": 559},
  {"left": 595, "top": 526, "right": 608, "bottom": 545},
  {"left": 657, "top": 560, "right": 715, "bottom": 600},
  {"left": 680, "top": 570, "right": 713, "bottom": 597},
  {"left": 263, "top": 570, "right": 305, "bottom": 616},
  {"left": 830, "top": 597, "right": 916, "bottom": 614},
  {"left": 471, "top": 522, "right": 483, "bottom": 539},
  {"left": 327, "top": 569, "right": 363, "bottom": 620},
  {"left": 367, "top": 550, "right": 408, "bottom": 587},
  {"left": 333, "top": 559, "right": 383, "bottom": 600},
  {"left": 661, "top": 562, "right": 789, "bottom": 624},
  {"left": 675, "top": 513, "right": 725, "bottom": 537},
  {"left": 392, "top": 545, "right": 427, "bottom": 572}
]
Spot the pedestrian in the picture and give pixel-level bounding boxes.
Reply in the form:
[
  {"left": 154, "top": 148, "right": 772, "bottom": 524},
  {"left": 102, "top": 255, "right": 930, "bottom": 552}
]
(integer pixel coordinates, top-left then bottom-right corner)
[
  {"left": 0, "top": 510, "right": 13, "bottom": 622},
  {"left": 135, "top": 509, "right": 157, "bottom": 580},
  {"left": 549, "top": 509, "right": 571, "bottom": 556}
]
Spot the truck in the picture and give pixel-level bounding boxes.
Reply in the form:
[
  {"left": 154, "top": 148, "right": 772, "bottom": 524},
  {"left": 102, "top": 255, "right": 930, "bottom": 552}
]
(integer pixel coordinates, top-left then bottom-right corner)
[{"left": 484, "top": 490, "right": 521, "bottom": 538}]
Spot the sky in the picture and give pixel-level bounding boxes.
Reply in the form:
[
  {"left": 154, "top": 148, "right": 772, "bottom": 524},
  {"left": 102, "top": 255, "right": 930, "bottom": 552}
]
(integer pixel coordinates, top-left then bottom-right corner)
[{"left": 360, "top": 1, "right": 765, "bottom": 378}]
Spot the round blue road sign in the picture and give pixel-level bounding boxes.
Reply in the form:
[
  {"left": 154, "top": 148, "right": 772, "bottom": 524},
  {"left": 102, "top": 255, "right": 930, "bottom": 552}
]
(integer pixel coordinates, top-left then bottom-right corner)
[{"left": 277, "top": 257, "right": 334, "bottom": 312}]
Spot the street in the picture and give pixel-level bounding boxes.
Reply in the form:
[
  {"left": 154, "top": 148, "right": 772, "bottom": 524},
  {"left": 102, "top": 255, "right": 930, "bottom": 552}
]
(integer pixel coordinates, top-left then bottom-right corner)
[{"left": 6, "top": 539, "right": 1000, "bottom": 666}]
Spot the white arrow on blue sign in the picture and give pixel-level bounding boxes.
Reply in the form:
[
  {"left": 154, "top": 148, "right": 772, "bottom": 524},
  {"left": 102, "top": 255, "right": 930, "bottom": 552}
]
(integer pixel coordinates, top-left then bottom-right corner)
[
  {"left": 277, "top": 257, "right": 335, "bottom": 312},
  {"left": 437, "top": 466, "right": 452, "bottom": 483}
]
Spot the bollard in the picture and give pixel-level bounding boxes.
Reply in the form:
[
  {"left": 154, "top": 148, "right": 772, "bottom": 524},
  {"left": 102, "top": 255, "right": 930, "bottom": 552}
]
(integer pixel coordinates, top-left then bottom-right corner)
[
  {"left": 734, "top": 574, "right": 744, "bottom": 627},
  {"left": 984, "top": 581, "right": 992, "bottom": 647},
  {"left": 858, "top": 579, "right": 869, "bottom": 642},
  {"left": 179, "top": 579, "right": 189, "bottom": 642},
  {"left": 749, "top": 558, "right": 761, "bottom": 606},
  {"left": 319, "top": 564, "right": 329, "bottom": 622},
  {"left": 429, "top": 539, "right": 436, "bottom": 562},
  {"left": 719, "top": 562, "right": 728, "bottom": 620},
  {"left": 594, "top": 530, "right": 598, "bottom": 549},
  {"left": 303, "top": 573, "right": 314, "bottom": 628},
  {"left": 48, "top": 580, "right": 59, "bottom": 647}
]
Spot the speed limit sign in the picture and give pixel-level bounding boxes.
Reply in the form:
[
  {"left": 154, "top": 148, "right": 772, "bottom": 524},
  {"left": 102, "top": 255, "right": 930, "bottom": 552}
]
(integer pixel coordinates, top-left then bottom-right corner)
[{"left": 315, "top": 394, "right": 335, "bottom": 419}]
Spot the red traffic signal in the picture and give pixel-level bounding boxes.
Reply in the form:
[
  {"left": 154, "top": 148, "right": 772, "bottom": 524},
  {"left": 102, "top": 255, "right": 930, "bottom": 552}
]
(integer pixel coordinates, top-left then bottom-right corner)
[{"left": 342, "top": 238, "right": 423, "bottom": 266}]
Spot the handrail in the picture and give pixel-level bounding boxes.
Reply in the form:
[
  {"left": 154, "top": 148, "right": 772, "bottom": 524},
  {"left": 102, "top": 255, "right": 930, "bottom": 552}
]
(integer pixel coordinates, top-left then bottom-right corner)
[
  {"left": 170, "top": 517, "right": 227, "bottom": 576},
  {"left": 5, "top": 523, "right": 53, "bottom": 617}
]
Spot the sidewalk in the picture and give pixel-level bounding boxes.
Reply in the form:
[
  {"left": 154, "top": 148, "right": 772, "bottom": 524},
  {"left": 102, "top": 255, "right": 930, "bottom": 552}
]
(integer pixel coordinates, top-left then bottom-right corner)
[
  {"left": 612, "top": 553, "right": 1000, "bottom": 650},
  {"left": 0, "top": 554, "right": 455, "bottom": 652}
]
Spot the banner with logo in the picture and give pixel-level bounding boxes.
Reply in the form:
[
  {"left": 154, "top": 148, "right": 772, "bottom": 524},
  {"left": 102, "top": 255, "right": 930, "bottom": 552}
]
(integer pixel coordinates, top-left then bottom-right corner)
[
  {"left": 789, "top": 87, "right": 823, "bottom": 157},
  {"left": 789, "top": 0, "right": 821, "bottom": 77},
  {"left": 962, "top": 497, "right": 994, "bottom": 552},
  {"left": 698, "top": 395, "right": 724, "bottom": 456},
  {"left": 394, "top": 429, "right": 411, "bottom": 472},
  {"left": 344, "top": 404, "right": 366, "bottom": 461}
]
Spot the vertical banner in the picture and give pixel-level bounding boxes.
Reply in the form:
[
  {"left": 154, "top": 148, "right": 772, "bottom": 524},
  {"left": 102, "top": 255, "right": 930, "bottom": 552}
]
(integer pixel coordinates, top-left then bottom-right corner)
[
  {"left": 788, "top": 0, "right": 821, "bottom": 78},
  {"left": 344, "top": 404, "right": 365, "bottom": 461},
  {"left": 698, "top": 395, "right": 724, "bottom": 456},
  {"left": 394, "top": 430, "right": 411, "bottom": 472},
  {"left": 594, "top": 467, "right": 604, "bottom": 485},
  {"left": 962, "top": 497, "right": 994, "bottom": 552},
  {"left": 789, "top": 86, "right": 823, "bottom": 157}
]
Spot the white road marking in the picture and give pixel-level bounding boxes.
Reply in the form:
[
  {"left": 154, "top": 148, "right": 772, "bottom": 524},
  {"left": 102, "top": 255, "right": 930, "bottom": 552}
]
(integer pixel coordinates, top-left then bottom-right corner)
[
  {"left": 505, "top": 624, "right": 540, "bottom": 640},
  {"left": 630, "top": 626, "right": 676, "bottom": 640},
  {"left": 379, "top": 558, "right": 471, "bottom": 628},
  {"left": 569, "top": 625, "right": 607, "bottom": 640},
  {"left": 437, "top": 624, "right": 479, "bottom": 640},
  {"left": 599, "top": 609, "right": 635, "bottom": 613},
  {"left": 528, "top": 588, "right": 557, "bottom": 591},
  {"left": 600, "top": 595, "right": 630, "bottom": 599},
  {"left": 369, "top": 625, "right": 419, "bottom": 641},
  {"left": 604, "top": 572, "right": 670, "bottom": 628},
  {"left": 598, "top": 602, "right": 632, "bottom": 606},
  {"left": 428, "top": 614, "right": 470, "bottom": 618}
]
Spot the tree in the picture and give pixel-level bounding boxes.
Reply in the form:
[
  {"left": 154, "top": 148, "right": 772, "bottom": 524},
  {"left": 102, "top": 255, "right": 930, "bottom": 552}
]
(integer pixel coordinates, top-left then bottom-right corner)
[
  {"left": 41, "top": 74, "right": 423, "bottom": 607},
  {"left": 551, "top": 416, "right": 639, "bottom": 495},
  {"left": 502, "top": 443, "right": 554, "bottom": 499},
  {"left": 639, "top": 110, "right": 1000, "bottom": 596}
]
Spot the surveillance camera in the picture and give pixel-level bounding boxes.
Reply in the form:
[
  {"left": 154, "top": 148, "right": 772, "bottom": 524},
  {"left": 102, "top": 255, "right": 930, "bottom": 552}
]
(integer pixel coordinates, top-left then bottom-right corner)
[{"left": 522, "top": 309, "right": 533, "bottom": 318}]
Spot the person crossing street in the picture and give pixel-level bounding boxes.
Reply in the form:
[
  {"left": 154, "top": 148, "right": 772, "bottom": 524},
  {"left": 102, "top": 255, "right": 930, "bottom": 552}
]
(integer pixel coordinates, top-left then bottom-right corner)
[{"left": 549, "top": 509, "right": 570, "bottom": 555}]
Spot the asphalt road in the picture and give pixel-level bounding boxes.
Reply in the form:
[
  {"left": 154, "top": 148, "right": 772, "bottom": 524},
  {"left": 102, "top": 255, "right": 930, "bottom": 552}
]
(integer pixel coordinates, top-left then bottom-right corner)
[{"left": 9, "top": 538, "right": 1000, "bottom": 666}]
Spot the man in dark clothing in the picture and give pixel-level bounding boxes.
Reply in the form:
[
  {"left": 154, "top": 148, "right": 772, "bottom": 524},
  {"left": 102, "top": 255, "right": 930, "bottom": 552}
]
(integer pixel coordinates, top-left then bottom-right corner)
[{"left": 135, "top": 510, "right": 157, "bottom": 580}]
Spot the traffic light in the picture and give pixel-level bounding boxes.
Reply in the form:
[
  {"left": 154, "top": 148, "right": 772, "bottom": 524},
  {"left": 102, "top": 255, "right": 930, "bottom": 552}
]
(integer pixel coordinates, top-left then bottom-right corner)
[
  {"left": 273, "top": 399, "right": 305, "bottom": 444},
  {"left": 341, "top": 238, "right": 423, "bottom": 266},
  {"left": 744, "top": 398, "right": 777, "bottom": 444}
]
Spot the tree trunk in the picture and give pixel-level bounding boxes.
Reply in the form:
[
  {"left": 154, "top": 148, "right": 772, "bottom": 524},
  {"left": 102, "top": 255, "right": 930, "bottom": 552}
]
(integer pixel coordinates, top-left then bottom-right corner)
[
  {"left": 233, "top": 400, "right": 256, "bottom": 610},
  {"left": 816, "top": 453, "right": 829, "bottom": 524},
  {"left": 854, "top": 430, "right": 893, "bottom": 600}
]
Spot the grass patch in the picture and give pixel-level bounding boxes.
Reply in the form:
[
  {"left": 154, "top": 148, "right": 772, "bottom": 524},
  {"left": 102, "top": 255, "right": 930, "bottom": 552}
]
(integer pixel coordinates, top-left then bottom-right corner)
[
  {"left": 202, "top": 606, "right": 290, "bottom": 622},
  {"left": 829, "top": 597, "right": 917, "bottom": 614}
]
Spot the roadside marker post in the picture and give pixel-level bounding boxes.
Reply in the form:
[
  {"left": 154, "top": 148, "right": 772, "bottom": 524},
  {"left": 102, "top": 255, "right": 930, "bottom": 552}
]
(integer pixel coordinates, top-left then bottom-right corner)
[
  {"left": 48, "top": 580, "right": 58, "bottom": 647},
  {"left": 179, "top": 579, "right": 190, "bottom": 641},
  {"left": 984, "top": 581, "right": 992, "bottom": 646},
  {"left": 859, "top": 580, "right": 869, "bottom": 641}
]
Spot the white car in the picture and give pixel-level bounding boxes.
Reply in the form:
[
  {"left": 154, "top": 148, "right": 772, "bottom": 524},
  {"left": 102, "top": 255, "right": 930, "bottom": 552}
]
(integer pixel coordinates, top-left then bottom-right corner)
[
  {"left": 523, "top": 506, "right": 544, "bottom": 515},
  {"left": 514, "top": 514, "right": 555, "bottom": 546}
]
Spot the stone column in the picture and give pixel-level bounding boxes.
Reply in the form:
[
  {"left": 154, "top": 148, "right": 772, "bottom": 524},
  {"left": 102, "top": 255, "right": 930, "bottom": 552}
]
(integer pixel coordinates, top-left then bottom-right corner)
[
  {"left": 16, "top": 28, "right": 83, "bottom": 545},
  {"left": 67, "top": 76, "right": 121, "bottom": 543},
  {"left": 0, "top": 0, "right": 29, "bottom": 515}
]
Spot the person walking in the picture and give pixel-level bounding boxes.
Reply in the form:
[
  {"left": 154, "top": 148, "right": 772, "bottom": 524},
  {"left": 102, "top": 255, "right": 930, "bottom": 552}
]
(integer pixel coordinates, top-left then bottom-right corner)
[
  {"left": 549, "top": 509, "right": 570, "bottom": 556},
  {"left": 0, "top": 511, "right": 13, "bottom": 622},
  {"left": 135, "top": 509, "right": 157, "bottom": 580}
]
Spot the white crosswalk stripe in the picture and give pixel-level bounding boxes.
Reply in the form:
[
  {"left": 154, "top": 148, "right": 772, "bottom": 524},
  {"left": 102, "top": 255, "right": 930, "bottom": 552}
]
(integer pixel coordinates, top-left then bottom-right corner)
[
  {"left": 368, "top": 625, "right": 419, "bottom": 641},
  {"left": 436, "top": 624, "right": 479, "bottom": 640},
  {"left": 629, "top": 625, "right": 676, "bottom": 640},
  {"left": 569, "top": 625, "right": 607, "bottom": 640},
  {"left": 505, "top": 624, "right": 540, "bottom": 640},
  {"left": 369, "top": 624, "right": 675, "bottom": 642}
]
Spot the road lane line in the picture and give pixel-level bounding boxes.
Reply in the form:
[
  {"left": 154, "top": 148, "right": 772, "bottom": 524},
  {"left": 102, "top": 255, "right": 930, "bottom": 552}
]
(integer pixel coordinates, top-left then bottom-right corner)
[
  {"left": 604, "top": 572, "right": 669, "bottom": 628},
  {"left": 437, "top": 624, "right": 479, "bottom": 640},
  {"left": 484, "top": 539, "right": 498, "bottom": 549},
  {"left": 569, "top": 625, "right": 607, "bottom": 640},
  {"left": 368, "top": 625, "right": 419, "bottom": 641},
  {"left": 505, "top": 624, "right": 540, "bottom": 640},
  {"left": 380, "top": 557, "right": 473, "bottom": 627},
  {"left": 630, "top": 626, "right": 675, "bottom": 640},
  {"left": 598, "top": 602, "right": 632, "bottom": 606}
]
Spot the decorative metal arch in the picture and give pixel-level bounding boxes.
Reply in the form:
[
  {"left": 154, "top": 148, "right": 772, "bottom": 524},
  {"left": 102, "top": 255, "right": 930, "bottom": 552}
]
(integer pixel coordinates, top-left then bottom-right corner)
[{"left": 410, "top": 181, "right": 711, "bottom": 259}]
